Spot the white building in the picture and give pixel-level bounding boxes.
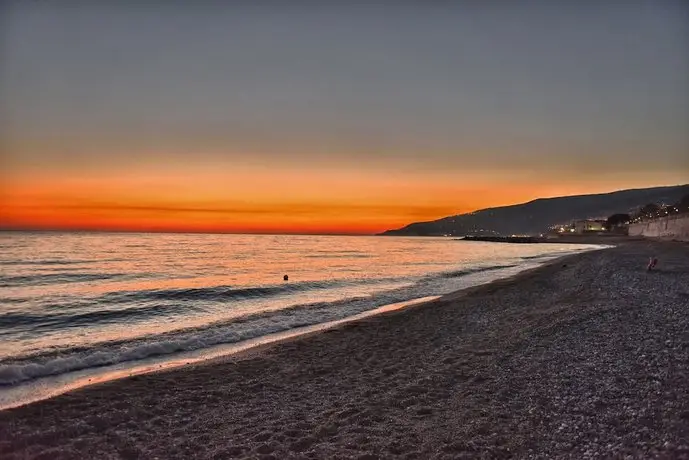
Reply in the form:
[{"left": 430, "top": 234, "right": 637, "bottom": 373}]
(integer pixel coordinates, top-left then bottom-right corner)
[{"left": 573, "top": 220, "right": 605, "bottom": 233}]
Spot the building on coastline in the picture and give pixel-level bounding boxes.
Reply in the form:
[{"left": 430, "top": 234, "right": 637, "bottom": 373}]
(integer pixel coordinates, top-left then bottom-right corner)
[
  {"left": 573, "top": 219, "right": 606, "bottom": 233},
  {"left": 549, "top": 219, "right": 607, "bottom": 235}
]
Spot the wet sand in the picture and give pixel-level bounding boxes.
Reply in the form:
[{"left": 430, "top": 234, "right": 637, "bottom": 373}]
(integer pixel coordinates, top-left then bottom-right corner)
[{"left": 1, "top": 240, "right": 688, "bottom": 459}]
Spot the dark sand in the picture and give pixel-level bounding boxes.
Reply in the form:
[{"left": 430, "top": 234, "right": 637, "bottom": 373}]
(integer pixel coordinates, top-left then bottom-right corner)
[{"left": 1, "top": 240, "right": 688, "bottom": 459}]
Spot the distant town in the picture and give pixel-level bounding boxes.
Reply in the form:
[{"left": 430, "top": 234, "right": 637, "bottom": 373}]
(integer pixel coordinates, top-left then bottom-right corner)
[{"left": 548, "top": 193, "right": 689, "bottom": 237}]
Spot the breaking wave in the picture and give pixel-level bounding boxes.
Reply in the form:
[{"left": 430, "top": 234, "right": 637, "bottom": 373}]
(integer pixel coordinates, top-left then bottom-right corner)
[{"left": 0, "top": 263, "right": 528, "bottom": 385}]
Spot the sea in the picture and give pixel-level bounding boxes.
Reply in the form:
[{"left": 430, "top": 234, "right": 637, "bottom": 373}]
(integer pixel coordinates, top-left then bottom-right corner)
[{"left": 0, "top": 232, "right": 604, "bottom": 408}]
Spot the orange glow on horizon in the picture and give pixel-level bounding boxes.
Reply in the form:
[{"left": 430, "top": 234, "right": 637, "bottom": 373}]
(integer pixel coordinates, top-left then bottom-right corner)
[
  {"left": 0, "top": 196, "right": 468, "bottom": 235},
  {"left": 2, "top": 162, "right": 685, "bottom": 235}
]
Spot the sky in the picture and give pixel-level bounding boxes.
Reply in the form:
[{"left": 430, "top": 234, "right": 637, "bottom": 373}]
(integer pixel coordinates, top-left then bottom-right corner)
[{"left": 1, "top": 1, "right": 688, "bottom": 234}]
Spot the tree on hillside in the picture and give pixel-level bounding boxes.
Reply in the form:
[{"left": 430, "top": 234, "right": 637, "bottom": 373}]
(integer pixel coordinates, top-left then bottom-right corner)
[
  {"left": 605, "top": 213, "right": 631, "bottom": 229},
  {"left": 640, "top": 203, "right": 660, "bottom": 215},
  {"left": 633, "top": 203, "right": 662, "bottom": 220},
  {"left": 679, "top": 194, "right": 689, "bottom": 212}
]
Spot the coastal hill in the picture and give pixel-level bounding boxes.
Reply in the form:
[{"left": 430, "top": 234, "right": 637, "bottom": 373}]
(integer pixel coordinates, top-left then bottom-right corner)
[{"left": 379, "top": 184, "right": 689, "bottom": 237}]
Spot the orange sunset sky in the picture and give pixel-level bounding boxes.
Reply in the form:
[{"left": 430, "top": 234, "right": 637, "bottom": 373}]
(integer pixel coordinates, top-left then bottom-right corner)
[{"left": 1, "top": 3, "right": 688, "bottom": 234}]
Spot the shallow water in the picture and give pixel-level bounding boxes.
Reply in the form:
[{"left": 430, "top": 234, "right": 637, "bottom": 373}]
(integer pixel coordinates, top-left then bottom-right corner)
[{"left": 0, "top": 232, "right": 603, "bottom": 405}]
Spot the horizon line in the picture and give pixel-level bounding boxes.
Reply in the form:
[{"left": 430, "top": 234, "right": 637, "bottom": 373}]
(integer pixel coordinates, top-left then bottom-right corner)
[
  {"left": 0, "top": 228, "right": 383, "bottom": 237},
  {"left": 2, "top": 182, "right": 686, "bottom": 237}
]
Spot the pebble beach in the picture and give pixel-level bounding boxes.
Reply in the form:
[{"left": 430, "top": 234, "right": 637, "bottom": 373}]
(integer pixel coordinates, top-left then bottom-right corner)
[{"left": 1, "top": 240, "right": 688, "bottom": 459}]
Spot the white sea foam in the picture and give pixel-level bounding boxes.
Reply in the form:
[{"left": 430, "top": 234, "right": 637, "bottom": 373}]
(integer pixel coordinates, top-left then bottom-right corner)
[
  {"left": 0, "top": 256, "right": 589, "bottom": 386},
  {"left": 0, "top": 233, "right": 608, "bottom": 407}
]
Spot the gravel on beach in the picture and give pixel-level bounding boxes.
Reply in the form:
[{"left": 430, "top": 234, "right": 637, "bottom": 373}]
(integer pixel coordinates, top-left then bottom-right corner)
[{"left": 1, "top": 240, "right": 688, "bottom": 459}]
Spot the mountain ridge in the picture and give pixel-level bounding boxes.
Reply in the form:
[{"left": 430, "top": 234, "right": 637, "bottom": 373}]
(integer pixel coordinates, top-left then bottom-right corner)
[{"left": 379, "top": 184, "right": 689, "bottom": 236}]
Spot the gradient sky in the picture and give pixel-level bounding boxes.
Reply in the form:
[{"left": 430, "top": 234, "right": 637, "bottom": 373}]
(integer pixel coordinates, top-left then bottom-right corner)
[{"left": 1, "top": 1, "right": 688, "bottom": 234}]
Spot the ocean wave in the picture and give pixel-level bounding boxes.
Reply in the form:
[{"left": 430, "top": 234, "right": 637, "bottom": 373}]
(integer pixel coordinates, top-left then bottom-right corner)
[
  {"left": 101, "top": 278, "right": 399, "bottom": 304},
  {"left": 519, "top": 254, "right": 563, "bottom": 260},
  {"left": 0, "top": 303, "right": 199, "bottom": 330},
  {"left": 435, "top": 264, "right": 518, "bottom": 279},
  {"left": 0, "top": 259, "right": 126, "bottom": 266},
  {"left": 0, "top": 278, "right": 409, "bottom": 332},
  {"left": 0, "top": 260, "right": 544, "bottom": 385},
  {"left": 0, "top": 297, "right": 30, "bottom": 304},
  {"left": 0, "top": 263, "right": 524, "bottom": 334},
  {"left": 304, "top": 254, "right": 372, "bottom": 259},
  {"left": 0, "top": 273, "right": 133, "bottom": 287},
  {"left": 0, "top": 292, "right": 401, "bottom": 385}
]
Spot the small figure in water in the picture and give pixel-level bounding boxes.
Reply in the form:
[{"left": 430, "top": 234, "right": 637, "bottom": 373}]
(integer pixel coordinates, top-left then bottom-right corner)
[{"left": 284, "top": 274, "right": 289, "bottom": 281}]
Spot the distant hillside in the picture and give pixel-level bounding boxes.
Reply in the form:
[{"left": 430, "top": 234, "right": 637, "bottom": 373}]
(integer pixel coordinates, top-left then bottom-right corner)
[{"left": 379, "top": 184, "right": 689, "bottom": 237}]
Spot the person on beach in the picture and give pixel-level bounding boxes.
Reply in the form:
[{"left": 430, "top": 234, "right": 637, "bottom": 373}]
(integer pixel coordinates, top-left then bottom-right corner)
[{"left": 647, "top": 257, "right": 658, "bottom": 271}]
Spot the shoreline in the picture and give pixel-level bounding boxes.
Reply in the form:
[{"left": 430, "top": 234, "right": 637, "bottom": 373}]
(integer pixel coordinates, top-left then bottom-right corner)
[
  {"left": 201, "top": 249, "right": 590, "bottom": 368},
  {"left": 2, "top": 240, "right": 687, "bottom": 458},
  {"left": 0, "top": 295, "right": 441, "bottom": 411},
  {"left": 0, "top": 248, "right": 599, "bottom": 410},
  {"left": 460, "top": 234, "right": 643, "bottom": 245}
]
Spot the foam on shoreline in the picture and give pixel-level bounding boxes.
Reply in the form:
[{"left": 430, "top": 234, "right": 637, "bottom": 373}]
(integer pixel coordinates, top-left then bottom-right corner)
[{"left": 0, "top": 249, "right": 604, "bottom": 409}]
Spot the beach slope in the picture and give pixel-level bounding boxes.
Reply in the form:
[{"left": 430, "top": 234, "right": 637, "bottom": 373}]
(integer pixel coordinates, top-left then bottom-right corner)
[{"left": 1, "top": 241, "right": 688, "bottom": 459}]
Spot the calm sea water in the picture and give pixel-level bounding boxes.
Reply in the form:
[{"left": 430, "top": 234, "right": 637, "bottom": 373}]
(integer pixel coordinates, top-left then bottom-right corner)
[{"left": 0, "top": 232, "right": 603, "bottom": 407}]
